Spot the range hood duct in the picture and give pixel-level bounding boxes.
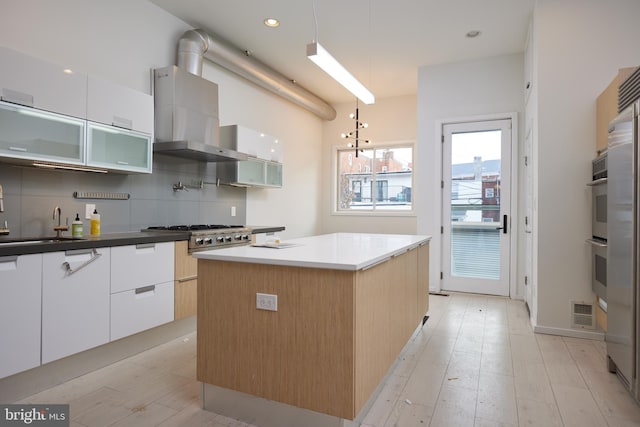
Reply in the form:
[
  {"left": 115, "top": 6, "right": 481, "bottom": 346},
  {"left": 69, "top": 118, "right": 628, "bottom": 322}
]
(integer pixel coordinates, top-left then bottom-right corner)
[{"left": 176, "top": 29, "right": 336, "bottom": 121}]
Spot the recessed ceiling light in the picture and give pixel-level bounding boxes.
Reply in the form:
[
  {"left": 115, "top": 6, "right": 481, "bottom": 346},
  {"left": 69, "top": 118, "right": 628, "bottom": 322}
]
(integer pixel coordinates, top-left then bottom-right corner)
[
  {"left": 264, "top": 18, "right": 280, "bottom": 28},
  {"left": 466, "top": 30, "right": 481, "bottom": 38}
]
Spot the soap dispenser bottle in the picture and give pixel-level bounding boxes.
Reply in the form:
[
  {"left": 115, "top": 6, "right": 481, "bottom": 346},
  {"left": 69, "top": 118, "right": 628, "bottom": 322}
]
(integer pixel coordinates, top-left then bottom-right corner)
[
  {"left": 90, "top": 208, "right": 101, "bottom": 236},
  {"left": 71, "top": 213, "right": 83, "bottom": 237}
]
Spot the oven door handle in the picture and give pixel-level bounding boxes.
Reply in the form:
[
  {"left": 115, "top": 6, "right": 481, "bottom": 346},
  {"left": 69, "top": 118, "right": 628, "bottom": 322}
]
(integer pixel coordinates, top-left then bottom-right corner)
[
  {"left": 586, "top": 238, "right": 607, "bottom": 248},
  {"left": 587, "top": 178, "right": 608, "bottom": 186}
]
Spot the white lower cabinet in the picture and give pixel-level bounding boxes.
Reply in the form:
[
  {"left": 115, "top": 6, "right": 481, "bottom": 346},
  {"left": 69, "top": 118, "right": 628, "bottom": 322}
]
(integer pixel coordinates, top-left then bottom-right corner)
[
  {"left": 42, "top": 248, "right": 110, "bottom": 364},
  {"left": 0, "top": 254, "right": 42, "bottom": 379},
  {"left": 110, "top": 242, "right": 174, "bottom": 293},
  {"left": 3, "top": 241, "right": 177, "bottom": 377},
  {"left": 110, "top": 282, "right": 174, "bottom": 341},
  {"left": 110, "top": 242, "right": 175, "bottom": 341}
]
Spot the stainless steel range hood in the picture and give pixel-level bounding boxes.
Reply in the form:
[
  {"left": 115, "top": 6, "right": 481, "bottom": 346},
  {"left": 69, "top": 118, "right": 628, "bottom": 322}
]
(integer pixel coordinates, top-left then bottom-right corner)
[{"left": 153, "top": 65, "right": 248, "bottom": 162}]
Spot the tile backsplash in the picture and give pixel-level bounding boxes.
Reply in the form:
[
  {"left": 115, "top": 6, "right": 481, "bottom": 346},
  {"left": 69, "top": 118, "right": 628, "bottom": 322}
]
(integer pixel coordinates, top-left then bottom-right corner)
[{"left": 0, "top": 155, "right": 247, "bottom": 238}]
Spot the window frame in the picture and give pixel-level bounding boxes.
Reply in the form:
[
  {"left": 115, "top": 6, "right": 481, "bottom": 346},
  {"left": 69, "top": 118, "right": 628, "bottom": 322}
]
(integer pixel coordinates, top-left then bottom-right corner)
[{"left": 332, "top": 140, "right": 416, "bottom": 216}]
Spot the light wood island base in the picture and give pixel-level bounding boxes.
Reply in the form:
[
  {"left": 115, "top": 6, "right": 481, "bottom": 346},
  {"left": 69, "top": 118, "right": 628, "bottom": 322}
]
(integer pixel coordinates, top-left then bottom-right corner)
[{"left": 196, "top": 235, "right": 429, "bottom": 426}]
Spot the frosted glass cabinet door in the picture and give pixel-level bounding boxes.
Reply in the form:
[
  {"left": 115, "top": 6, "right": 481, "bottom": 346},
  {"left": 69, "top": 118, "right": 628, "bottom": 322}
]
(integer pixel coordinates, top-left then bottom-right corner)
[
  {"left": 0, "top": 101, "right": 85, "bottom": 164},
  {"left": 265, "top": 161, "right": 283, "bottom": 187},
  {"left": 237, "top": 158, "right": 266, "bottom": 185},
  {"left": 87, "top": 122, "right": 152, "bottom": 173}
]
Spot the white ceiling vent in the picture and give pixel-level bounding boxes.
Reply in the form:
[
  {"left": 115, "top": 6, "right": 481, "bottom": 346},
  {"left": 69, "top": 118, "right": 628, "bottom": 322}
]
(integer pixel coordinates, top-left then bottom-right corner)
[{"left": 571, "top": 301, "right": 595, "bottom": 330}]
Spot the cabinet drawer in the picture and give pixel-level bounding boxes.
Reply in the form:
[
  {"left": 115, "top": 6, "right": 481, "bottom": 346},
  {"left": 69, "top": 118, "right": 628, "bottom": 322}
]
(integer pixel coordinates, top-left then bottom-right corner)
[
  {"left": 110, "top": 281, "right": 174, "bottom": 341},
  {"left": 0, "top": 254, "right": 42, "bottom": 378},
  {"left": 111, "top": 242, "right": 174, "bottom": 293}
]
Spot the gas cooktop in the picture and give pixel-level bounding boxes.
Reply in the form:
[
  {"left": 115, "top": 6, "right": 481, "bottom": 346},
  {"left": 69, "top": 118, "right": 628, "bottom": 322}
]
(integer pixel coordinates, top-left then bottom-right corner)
[
  {"left": 146, "top": 224, "right": 245, "bottom": 231},
  {"left": 144, "top": 224, "right": 252, "bottom": 252}
]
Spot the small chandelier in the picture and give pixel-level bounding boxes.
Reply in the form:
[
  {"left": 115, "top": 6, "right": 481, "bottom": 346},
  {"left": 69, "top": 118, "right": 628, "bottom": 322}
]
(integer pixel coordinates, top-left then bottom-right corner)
[{"left": 341, "top": 100, "right": 371, "bottom": 157}]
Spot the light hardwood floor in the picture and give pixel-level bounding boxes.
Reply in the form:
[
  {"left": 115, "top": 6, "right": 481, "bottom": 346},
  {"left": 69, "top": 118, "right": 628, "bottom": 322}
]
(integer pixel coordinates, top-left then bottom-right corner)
[{"left": 18, "top": 293, "right": 640, "bottom": 426}]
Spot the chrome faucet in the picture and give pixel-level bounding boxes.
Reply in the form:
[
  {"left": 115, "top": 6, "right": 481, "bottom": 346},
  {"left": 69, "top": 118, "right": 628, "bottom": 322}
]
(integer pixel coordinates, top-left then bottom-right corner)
[{"left": 53, "top": 206, "right": 69, "bottom": 238}]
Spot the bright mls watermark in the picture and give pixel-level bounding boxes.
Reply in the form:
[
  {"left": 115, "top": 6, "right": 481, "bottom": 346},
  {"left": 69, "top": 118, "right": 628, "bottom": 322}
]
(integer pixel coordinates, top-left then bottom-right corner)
[{"left": 1, "top": 405, "right": 69, "bottom": 426}]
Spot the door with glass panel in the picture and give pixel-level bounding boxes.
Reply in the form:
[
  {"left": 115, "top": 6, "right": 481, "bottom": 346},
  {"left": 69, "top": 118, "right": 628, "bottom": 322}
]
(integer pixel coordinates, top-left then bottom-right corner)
[{"left": 442, "top": 119, "right": 512, "bottom": 296}]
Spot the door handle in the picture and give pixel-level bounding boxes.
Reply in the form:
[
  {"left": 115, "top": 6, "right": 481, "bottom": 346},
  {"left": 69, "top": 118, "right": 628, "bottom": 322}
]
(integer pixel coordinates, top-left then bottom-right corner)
[{"left": 495, "top": 214, "right": 508, "bottom": 234}]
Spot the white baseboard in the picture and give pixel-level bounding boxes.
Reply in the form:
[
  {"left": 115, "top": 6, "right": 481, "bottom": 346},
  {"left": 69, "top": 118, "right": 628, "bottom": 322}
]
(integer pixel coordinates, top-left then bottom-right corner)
[{"left": 533, "top": 325, "right": 605, "bottom": 341}]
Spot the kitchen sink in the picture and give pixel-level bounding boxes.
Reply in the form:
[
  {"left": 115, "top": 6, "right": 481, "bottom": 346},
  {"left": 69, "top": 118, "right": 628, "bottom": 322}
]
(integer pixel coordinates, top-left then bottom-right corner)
[{"left": 0, "top": 237, "right": 85, "bottom": 246}]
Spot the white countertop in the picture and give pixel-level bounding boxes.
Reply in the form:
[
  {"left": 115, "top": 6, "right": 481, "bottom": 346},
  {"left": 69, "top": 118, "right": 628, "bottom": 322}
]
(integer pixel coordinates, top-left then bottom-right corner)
[{"left": 193, "top": 233, "right": 431, "bottom": 271}]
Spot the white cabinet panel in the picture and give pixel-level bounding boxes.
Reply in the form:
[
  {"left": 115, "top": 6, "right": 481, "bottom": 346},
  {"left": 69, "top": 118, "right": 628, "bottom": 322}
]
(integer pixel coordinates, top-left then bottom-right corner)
[
  {"left": 110, "top": 242, "right": 174, "bottom": 294},
  {"left": 0, "top": 46, "right": 87, "bottom": 119},
  {"left": 87, "top": 75, "right": 154, "bottom": 135},
  {"left": 220, "top": 125, "right": 283, "bottom": 162},
  {"left": 110, "top": 281, "right": 174, "bottom": 341},
  {"left": 42, "top": 248, "right": 110, "bottom": 364},
  {"left": 0, "top": 254, "right": 42, "bottom": 379}
]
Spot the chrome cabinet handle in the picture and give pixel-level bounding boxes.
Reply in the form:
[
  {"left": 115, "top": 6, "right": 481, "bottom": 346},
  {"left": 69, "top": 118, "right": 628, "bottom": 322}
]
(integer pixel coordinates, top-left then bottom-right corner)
[
  {"left": 586, "top": 238, "right": 607, "bottom": 248},
  {"left": 63, "top": 248, "right": 101, "bottom": 275},
  {"left": 135, "top": 285, "right": 155, "bottom": 294},
  {"left": 587, "top": 178, "right": 608, "bottom": 186}
]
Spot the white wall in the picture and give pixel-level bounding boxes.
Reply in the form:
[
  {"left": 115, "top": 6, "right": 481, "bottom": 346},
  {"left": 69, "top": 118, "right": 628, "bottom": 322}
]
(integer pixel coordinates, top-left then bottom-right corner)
[
  {"left": 320, "top": 95, "right": 418, "bottom": 235},
  {"left": 201, "top": 60, "right": 323, "bottom": 239},
  {"left": 0, "top": 0, "right": 324, "bottom": 239},
  {"left": 532, "top": 0, "right": 640, "bottom": 333},
  {"left": 417, "top": 54, "right": 525, "bottom": 292}
]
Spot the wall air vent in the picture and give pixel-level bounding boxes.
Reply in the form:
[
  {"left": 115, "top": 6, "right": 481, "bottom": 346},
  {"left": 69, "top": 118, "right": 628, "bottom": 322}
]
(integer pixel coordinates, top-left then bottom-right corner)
[
  {"left": 618, "top": 66, "right": 640, "bottom": 113},
  {"left": 571, "top": 301, "right": 595, "bottom": 330}
]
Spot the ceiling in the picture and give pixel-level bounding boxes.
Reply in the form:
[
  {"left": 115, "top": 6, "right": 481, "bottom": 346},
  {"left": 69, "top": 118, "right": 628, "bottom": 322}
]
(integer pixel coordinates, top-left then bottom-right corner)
[{"left": 149, "top": 0, "right": 534, "bottom": 105}]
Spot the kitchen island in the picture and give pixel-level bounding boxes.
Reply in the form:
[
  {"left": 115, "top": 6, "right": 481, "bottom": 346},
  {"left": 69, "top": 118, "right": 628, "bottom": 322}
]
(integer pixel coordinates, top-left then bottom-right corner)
[{"left": 194, "top": 233, "right": 430, "bottom": 427}]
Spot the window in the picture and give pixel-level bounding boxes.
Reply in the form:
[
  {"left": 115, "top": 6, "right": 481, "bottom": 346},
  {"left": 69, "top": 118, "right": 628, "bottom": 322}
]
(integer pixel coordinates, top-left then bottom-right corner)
[
  {"left": 336, "top": 144, "right": 413, "bottom": 212},
  {"left": 485, "top": 187, "right": 494, "bottom": 199}
]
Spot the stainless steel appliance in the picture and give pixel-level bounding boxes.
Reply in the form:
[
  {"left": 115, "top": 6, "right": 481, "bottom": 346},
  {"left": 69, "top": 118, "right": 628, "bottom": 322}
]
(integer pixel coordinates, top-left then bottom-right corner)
[
  {"left": 587, "top": 152, "right": 608, "bottom": 301},
  {"left": 590, "top": 152, "right": 608, "bottom": 240},
  {"left": 606, "top": 100, "right": 639, "bottom": 400},
  {"left": 152, "top": 65, "right": 248, "bottom": 163},
  {"left": 145, "top": 225, "right": 252, "bottom": 253},
  {"left": 588, "top": 238, "right": 607, "bottom": 302}
]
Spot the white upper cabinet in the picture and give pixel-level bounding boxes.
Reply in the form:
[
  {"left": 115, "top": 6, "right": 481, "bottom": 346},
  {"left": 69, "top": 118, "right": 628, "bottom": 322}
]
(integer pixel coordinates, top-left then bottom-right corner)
[
  {"left": 221, "top": 125, "right": 283, "bottom": 163},
  {"left": 87, "top": 75, "right": 153, "bottom": 135},
  {"left": 0, "top": 46, "right": 87, "bottom": 119},
  {"left": 0, "top": 47, "right": 154, "bottom": 174},
  {"left": 218, "top": 125, "right": 283, "bottom": 187}
]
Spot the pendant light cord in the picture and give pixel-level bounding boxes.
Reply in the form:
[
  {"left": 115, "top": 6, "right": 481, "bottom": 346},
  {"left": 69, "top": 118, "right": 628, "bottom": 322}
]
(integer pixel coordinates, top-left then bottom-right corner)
[{"left": 312, "top": 0, "right": 319, "bottom": 43}]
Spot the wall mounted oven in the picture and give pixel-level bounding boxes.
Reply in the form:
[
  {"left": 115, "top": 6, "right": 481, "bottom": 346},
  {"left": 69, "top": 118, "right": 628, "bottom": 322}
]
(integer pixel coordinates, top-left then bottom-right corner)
[
  {"left": 589, "top": 152, "right": 608, "bottom": 240},
  {"left": 587, "top": 152, "right": 607, "bottom": 301}
]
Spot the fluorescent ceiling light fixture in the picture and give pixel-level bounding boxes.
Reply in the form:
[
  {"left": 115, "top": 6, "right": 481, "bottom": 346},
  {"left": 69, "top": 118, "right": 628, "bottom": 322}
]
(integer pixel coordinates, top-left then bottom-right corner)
[{"left": 306, "top": 42, "right": 375, "bottom": 105}]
